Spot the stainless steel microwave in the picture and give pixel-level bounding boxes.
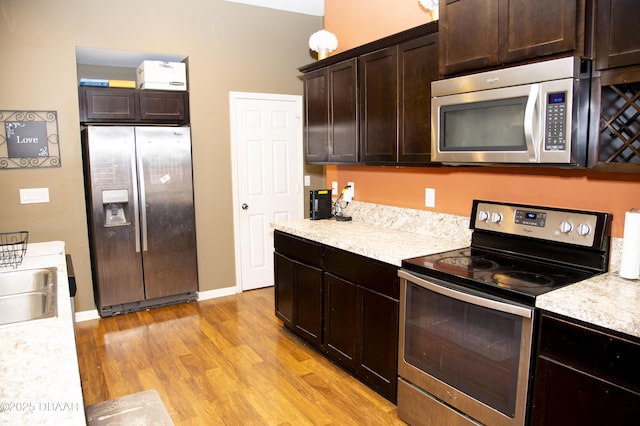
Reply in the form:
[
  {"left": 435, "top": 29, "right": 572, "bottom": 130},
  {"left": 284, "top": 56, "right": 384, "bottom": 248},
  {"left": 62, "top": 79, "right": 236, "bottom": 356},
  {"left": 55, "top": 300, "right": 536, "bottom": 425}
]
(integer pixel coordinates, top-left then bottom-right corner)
[{"left": 431, "top": 57, "right": 592, "bottom": 166}]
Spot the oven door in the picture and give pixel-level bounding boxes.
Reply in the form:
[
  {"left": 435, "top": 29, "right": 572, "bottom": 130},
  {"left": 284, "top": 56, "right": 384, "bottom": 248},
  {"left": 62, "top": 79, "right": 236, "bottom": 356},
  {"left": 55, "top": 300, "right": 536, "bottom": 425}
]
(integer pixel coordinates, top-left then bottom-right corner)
[{"left": 398, "top": 270, "right": 534, "bottom": 426}]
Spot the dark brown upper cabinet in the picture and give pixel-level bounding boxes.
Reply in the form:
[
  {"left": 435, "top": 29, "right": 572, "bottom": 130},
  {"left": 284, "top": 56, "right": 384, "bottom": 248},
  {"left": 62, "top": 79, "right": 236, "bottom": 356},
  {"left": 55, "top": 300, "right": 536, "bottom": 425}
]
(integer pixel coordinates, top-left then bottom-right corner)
[
  {"left": 595, "top": 0, "right": 640, "bottom": 71},
  {"left": 359, "top": 47, "right": 398, "bottom": 164},
  {"left": 79, "top": 86, "right": 189, "bottom": 125},
  {"left": 399, "top": 34, "right": 439, "bottom": 164},
  {"left": 299, "top": 22, "right": 439, "bottom": 166},
  {"left": 303, "top": 59, "right": 359, "bottom": 164},
  {"left": 359, "top": 34, "right": 439, "bottom": 164},
  {"left": 439, "top": 0, "right": 588, "bottom": 77}
]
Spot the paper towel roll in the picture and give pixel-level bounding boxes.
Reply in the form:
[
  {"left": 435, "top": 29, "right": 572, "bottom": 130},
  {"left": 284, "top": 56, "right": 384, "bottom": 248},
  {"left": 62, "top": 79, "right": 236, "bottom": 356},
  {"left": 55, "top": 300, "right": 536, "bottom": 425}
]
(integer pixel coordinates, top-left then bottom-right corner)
[{"left": 619, "top": 209, "right": 640, "bottom": 279}]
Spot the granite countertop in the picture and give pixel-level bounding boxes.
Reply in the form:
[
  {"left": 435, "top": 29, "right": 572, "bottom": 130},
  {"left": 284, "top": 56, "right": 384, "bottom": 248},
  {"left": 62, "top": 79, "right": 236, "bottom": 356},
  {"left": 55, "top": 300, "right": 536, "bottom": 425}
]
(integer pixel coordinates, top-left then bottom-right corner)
[
  {"left": 274, "top": 201, "right": 640, "bottom": 340},
  {"left": 273, "top": 218, "right": 467, "bottom": 266},
  {"left": 0, "top": 242, "right": 85, "bottom": 425},
  {"left": 536, "top": 271, "right": 640, "bottom": 339}
]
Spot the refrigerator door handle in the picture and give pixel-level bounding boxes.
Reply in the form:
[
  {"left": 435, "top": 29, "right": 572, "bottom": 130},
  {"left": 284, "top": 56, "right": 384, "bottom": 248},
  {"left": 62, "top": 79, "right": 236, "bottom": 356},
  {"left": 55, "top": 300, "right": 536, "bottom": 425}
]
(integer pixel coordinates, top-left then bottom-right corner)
[
  {"left": 131, "top": 142, "right": 142, "bottom": 253},
  {"left": 136, "top": 142, "right": 148, "bottom": 253}
]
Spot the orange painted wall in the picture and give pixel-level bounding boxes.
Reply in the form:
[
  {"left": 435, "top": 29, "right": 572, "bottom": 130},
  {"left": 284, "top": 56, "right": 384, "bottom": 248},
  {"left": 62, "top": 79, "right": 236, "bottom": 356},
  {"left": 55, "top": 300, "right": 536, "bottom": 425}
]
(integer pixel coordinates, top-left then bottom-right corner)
[{"left": 324, "top": 0, "right": 640, "bottom": 238}]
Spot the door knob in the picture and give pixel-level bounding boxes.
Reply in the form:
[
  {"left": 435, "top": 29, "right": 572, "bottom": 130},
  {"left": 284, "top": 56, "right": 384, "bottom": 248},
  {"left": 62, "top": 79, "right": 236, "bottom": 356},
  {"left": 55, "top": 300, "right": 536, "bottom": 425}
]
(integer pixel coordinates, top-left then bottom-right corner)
[{"left": 241, "top": 203, "right": 249, "bottom": 210}]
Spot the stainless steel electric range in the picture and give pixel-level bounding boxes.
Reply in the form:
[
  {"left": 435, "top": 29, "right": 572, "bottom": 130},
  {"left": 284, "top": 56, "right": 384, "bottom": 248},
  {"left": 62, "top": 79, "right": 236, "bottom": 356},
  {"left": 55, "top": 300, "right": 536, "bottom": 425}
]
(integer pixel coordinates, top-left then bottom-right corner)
[{"left": 397, "top": 200, "right": 612, "bottom": 426}]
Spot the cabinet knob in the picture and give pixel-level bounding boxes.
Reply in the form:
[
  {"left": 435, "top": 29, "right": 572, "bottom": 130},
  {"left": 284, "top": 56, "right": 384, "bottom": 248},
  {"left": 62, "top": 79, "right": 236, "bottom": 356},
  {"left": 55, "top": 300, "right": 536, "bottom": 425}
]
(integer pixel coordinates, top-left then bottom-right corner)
[{"left": 241, "top": 203, "right": 249, "bottom": 210}]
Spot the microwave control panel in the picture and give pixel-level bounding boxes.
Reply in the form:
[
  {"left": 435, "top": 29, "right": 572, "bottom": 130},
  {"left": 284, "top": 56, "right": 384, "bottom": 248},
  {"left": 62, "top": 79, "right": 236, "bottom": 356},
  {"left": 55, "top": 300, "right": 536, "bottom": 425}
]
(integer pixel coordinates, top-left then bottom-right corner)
[{"left": 545, "top": 92, "right": 567, "bottom": 151}]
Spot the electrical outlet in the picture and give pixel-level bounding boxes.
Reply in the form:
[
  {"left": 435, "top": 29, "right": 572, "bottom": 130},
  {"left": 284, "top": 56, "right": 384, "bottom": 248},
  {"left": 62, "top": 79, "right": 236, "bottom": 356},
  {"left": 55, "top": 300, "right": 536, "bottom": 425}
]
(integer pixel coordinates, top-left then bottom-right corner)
[
  {"left": 304, "top": 175, "right": 311, "bottom": 186},
  {"left": 332, "top": 181, "right": 338, "bottom": 195},
  {"left": 344, "top": 181, "right": 355, "bottom": 202},
  {"left": 425, "top": 188, "right": 435, "bottom": 208}
]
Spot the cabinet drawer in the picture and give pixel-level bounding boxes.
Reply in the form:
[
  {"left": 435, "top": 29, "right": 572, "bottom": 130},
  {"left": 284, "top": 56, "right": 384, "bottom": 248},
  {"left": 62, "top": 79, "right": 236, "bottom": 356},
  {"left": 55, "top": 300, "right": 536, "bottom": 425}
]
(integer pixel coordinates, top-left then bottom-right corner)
[
  {"left": 538, "top": 313, "right": 640, "bottom": 392},
  {"left": 274, "top": 231, "right": 322, "bottom": 269},
  {"left": 323, "top": 246, "right": 398, "bottom": 299}
]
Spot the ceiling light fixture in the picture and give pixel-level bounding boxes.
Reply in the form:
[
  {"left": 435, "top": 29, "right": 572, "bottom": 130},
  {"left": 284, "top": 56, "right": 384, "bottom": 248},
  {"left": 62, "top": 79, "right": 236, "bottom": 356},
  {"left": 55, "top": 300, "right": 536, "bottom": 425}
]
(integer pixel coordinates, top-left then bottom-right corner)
[{"left": 308, "top": 30, "right": 338, "bottom": 60}]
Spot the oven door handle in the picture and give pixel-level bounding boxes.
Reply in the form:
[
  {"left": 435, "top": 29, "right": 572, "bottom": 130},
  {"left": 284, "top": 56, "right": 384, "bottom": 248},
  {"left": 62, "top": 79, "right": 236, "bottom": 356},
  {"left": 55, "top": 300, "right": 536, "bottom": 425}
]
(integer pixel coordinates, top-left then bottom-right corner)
[{"left": 399, "top": 270, "right": 533, "bottom": 318}]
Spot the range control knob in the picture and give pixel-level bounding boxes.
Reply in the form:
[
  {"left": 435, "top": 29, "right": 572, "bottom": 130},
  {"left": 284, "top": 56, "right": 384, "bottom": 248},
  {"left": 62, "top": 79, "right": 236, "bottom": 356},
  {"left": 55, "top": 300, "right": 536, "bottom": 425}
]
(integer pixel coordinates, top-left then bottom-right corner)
[
  {"left": 577, "top": 223, "right": 592, "bottom": 236},
  {"left": 559, "top": 221, "right": 573, "bottom": 233},
  {"left": 478, "top": 211, "right": 489, "bottom": 222},
  {"left": 491, "top": 212, "right": 503, "bottom": 224}
]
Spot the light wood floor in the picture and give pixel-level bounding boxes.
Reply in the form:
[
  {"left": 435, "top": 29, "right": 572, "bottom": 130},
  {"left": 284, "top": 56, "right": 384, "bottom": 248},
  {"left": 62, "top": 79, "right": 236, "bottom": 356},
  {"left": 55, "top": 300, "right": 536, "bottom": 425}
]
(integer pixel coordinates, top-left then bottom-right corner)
[{"left": 75, "top": 287, "right": 406, "bottom": 425}]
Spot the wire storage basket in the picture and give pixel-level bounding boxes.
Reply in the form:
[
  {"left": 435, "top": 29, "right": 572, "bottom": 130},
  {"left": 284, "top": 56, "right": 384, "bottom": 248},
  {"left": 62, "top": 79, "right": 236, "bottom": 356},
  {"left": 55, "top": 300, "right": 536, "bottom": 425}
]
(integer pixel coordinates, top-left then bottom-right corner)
[{"left": 0, "top": 231, "right": 29, "bottom": 268}]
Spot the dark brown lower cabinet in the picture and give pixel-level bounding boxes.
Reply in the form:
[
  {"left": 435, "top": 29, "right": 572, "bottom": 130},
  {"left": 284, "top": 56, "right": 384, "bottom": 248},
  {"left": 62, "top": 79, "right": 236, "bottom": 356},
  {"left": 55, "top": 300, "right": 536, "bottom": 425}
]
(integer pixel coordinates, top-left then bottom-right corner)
[
  {"left": 531, "top": 312, "right": 640, "bottom": 425},
  {"left": 274, "top": 232, "right": 323, "bottom": 348},
  {"left": 274, "top": 231, "right": 400, "bottom": 403},
  {"left": 356, "top": 285, "right": 399, "bottom": 400},
  {"left": 323, "top": 246, "right": 399, "bottom": 403},
  {"left": 324, "top": 273, "right": 358, "bottom": 370}
]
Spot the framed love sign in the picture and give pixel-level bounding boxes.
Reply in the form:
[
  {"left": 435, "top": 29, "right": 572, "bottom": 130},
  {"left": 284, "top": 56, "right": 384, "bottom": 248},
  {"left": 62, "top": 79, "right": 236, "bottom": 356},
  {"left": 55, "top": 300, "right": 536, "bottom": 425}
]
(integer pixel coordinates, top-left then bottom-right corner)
[{"left": 0, "top": 110, "right": 60, "bottom": 169}]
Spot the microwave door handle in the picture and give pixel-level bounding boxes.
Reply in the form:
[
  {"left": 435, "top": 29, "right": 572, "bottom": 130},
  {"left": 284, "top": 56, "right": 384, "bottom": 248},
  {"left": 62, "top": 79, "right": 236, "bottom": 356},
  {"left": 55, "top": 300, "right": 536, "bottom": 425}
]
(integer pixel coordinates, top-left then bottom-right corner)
[{"left": 523, "top": 84, "right": 540, "bottom": 160}]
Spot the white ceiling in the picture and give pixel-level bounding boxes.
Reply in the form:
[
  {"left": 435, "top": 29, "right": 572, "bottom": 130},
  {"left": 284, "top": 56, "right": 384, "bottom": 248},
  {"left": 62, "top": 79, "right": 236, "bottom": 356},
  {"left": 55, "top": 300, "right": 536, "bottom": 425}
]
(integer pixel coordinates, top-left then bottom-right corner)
[
  {"left": 76, "top": 0, "right": 324, "bottom": 68},
  {"left": 76, "top": 47, "right": 187, "bottom": 68},
  {"left": 223, "top": 0, "right": 324, "bottom": 16}
]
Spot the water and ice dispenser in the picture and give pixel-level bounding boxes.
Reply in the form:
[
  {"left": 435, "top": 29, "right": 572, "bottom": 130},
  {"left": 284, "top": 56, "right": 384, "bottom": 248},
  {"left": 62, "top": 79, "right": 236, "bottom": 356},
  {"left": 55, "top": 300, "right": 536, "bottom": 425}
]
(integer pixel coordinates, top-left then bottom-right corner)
[{"left": 102, "top": 189, "right": 129, "bottom": 226}]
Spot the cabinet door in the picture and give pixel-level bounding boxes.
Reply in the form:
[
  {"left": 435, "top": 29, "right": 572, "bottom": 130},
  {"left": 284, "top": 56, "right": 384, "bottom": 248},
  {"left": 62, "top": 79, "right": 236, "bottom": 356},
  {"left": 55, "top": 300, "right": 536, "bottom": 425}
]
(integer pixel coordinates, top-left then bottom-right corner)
[
  {"left": 359, "top": 47, "right": 398, "bottom": 163},
  {"left": 499, "top": 0, "right": 582, "bottom": 65},
  {"left": 398, "top": 34, "right": 439, "bottom": 164},
  {"left": 304, "top": 68, "right": 330, "bottom": 163},
  {"left": 329, "top": 59, "right": 359, "bottom": 163},
  {"left": 595, "top": 0, "right": 640, "bottom": 70},
  {"left": 531, "top": 358, "right": 640, "bottom": 425},
  {"left": 304, "top": 59, "right": 358, "bottom": 164},
  {"left": 294, "top": 261, "right": 323, "bottom": 346},
  {"left": 139, "top": 90, "right": 188, "bottom": 123},
  {"left": 274, "top": 252, "right": 294, "bottom": 329},
  {"left": 439, "top": 0, "right": 500, "bottom": 76},
  {"left": 357, "top": 287, "right": 399, "bottom": 402},
  {"left": 80, "top": 87, "right": 137, "bottom": 122},
  {"left": 531, "top": 313, "right": 640, "bottom": 425},
  {"left": 323, "top": 273, "right": 358, "bottom": 370}
]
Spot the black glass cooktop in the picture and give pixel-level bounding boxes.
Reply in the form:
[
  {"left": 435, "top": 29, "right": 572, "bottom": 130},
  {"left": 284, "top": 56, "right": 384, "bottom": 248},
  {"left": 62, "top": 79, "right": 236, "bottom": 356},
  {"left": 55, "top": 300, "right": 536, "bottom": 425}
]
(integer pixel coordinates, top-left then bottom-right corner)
[{"left": 402, "top": 247, "right": 599, "bottom": 304}]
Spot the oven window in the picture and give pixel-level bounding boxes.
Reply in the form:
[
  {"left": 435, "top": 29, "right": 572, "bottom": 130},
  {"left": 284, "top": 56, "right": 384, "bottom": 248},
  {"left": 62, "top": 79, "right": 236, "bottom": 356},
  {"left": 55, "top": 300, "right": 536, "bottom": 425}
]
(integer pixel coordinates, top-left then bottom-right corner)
[
  {"left": 404, "top": 282, "right": 522, "bottom": 417},
  {"left": 441, "top": 97, "right": 527, "bottom": 151}
]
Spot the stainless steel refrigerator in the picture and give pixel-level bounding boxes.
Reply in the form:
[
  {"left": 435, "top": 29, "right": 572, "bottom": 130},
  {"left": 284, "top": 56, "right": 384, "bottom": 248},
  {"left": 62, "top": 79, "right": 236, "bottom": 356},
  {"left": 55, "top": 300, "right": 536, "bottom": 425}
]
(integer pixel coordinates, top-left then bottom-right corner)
[{"left": 82, "top": 126, "right": 198, "bottom": 317}]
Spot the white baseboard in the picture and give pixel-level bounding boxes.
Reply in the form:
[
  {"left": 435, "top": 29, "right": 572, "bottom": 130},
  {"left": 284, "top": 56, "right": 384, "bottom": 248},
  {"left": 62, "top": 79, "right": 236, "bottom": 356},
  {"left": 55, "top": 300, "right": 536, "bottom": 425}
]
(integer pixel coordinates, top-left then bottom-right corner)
[
  {"left": 73, "top": 286, "right": 240, "bottom": 322},
  {"left": 197, "top": 286, "right": 239, "bottom": 301},
  {"left": 75, "top": 309, "right": 100, "bottom": 322}
]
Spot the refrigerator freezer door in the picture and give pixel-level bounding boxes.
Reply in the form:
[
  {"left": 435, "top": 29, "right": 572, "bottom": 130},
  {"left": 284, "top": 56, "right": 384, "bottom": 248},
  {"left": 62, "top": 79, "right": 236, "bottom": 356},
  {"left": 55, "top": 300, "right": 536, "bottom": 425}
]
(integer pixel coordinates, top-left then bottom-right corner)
[
  {"left": 84, "top": 126, "right": 145, "bottom": 306},
  {"left": 135, "top": 127, "right": 198, "bottom": 299}
]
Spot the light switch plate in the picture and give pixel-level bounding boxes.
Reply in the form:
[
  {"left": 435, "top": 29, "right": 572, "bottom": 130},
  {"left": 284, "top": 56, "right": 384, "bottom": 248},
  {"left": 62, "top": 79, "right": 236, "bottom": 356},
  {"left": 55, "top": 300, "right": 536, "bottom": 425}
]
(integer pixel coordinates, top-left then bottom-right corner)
[
  {"left": 304, "top": 175, "right": 311, "bottom": 186},
  {"left": 20, "top": 188, "right": 50, "bottom": 204},
  {"left": 425, "top": 188, "right": 435, "bottom": 208}
]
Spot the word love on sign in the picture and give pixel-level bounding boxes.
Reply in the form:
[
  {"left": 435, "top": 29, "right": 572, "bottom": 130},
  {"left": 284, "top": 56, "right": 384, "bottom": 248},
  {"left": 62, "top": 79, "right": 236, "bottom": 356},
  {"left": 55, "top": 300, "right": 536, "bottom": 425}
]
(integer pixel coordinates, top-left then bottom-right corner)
[
  {"left": 6, "top": 121, "right": 49, "bottom": 158},
  {"left": 0, "top": 111, "right": 60, "bottom": 169}
]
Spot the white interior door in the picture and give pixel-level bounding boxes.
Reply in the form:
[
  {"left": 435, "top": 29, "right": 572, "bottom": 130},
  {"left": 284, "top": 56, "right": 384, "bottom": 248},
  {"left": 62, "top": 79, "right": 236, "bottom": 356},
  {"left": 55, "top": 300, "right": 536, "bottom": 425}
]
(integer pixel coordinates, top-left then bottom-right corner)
[{"left": 230, "top": 92, "right": 303, "bottom": 291}]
